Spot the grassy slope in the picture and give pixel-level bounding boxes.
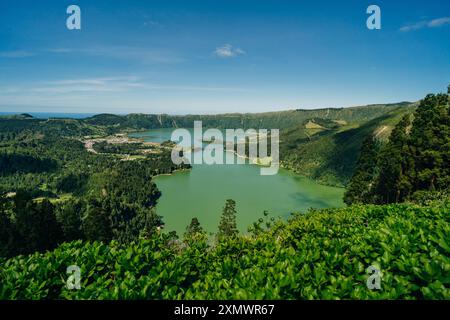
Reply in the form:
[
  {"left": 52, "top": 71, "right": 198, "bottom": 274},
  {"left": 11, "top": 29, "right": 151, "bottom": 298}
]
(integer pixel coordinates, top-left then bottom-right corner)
[
  {"left": 2, "top": 102, "right": 413, "bottom": 138},
  {"left": 82, "top": 102, "right": 414, "bottom": 130},
  {"left": 280, "top": 104, "right": 416, "bottom": 186},
  {"left": 0, "top": 200, "right": 448, "bottom": 299}
]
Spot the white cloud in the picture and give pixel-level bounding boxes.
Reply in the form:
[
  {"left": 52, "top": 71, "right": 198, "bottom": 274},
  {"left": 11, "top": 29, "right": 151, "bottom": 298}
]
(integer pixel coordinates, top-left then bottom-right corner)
[
  {"left": 214, "top": 44, "right": 246, "bottom": 58},
  {"left": 0, "top": 50, "right": 35, "bottom": 58},
  {"left": 428, "top": 17, "right": 450, "bottom": 27},
  {"left": 143, "top": 85, "right": 252, "bottom": 93},
  {"left": 49, "top": 46, "right": 184, "bottom": 64},
  {"left": 0, "top": 77, "right": 252, "bottom": 97},
  {"left": 0, "top": 78, "right": 256, "bottom": 114},
  {"left": 400, "top": 17, "right": 450, "bottom": 32},
  {"left": 142, "top": 19, "right": 162, "bottom": 28},
  {"left": 34, "top": 77, "right": 143, "bottom": 94},
  {"left": 0, "top": 77, "right": 143, "bottom": 95}
]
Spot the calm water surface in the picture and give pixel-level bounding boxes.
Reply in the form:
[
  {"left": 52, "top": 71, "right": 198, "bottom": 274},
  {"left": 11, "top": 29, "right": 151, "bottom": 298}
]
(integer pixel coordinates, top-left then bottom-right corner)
[{"left": 130, "top": 128, "right": 344, "bottom": 235}]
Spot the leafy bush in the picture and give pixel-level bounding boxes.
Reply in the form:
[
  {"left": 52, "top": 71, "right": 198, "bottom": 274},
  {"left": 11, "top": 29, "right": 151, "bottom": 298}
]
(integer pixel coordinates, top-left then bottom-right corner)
[{"left": 0, "top": 202, "right": 448, "bottom": 300}]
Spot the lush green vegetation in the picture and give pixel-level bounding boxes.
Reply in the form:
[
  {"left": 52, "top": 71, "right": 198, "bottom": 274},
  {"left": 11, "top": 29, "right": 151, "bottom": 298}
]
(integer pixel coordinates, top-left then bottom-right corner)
[
  {"left": 0, "top": 89, "right": 448, "bottom": 300},
  {"left": 0, "top": 165, "right": 164, "bottom": 258},
  {"left": 0, "top": 120, "right": 190, "bottom": 258},
  {"left": 85, "top": 102, "right": 415, "bottom": 186},
  {"left": 82, "top": 102, "right": 413, "bottom": 132},
  {"left": 280, "top": 104, "right": 416, "bottom": 186},
  {"left": 0, "top": 201, "right": 448, "bottom": 299},
  {"left": 1, "top": 101, "right": 415, "bottom": 188},
  {"left": 217, "top": 199, "right": 239, "bottom": 241},
  {"left": 345, "top": 90, "right": 449, "bottom": 204}
]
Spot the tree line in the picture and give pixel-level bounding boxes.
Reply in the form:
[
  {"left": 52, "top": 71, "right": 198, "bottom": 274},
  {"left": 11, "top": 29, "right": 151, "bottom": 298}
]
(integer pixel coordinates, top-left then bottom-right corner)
[
  {"left": 0, "top": 191, "right": 245, "bottom": 258},
  {"left": 0, "top": 175, "right": 163, "bottom": 258},
  {"left": 344, "top": 86, "right": 449, "bottom": 205}
]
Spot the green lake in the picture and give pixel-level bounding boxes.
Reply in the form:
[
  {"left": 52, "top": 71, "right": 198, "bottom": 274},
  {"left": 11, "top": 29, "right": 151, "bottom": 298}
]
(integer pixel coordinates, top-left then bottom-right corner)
[{"left": 130, "top": 129, "right": 345, "bottom": 235}]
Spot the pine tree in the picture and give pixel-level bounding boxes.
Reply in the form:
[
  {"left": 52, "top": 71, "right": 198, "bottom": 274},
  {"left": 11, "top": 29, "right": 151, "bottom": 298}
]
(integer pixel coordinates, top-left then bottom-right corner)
[
  {"left": 124, "top": 207, "right": 164, "bottom": 242},
  {"left": 408, "top": 94, "right": 449, "bottom": 192},
  {"left": 184, "top": 217, "right": 206, "bottom": 242},
  {"left": 13, "top": 192, "right": 62, "bottom": 255},
  {"left": 0, "top": 195, "right": 14, "bottom": 257},
  {"left": 359, "top": 86, "right": 450, "bottom": 204},
  {"left": 375, "top": 115, "right": 412, "bottom": 203},
  {"left": 344, "top": 135, "right": 379, "bottom": 205},
  {"left": 217, "top": 199, "right": 238, "bottom": 240},
  {"left": 56, "top": 199, "right": 84, "bottom": 241},
  {"left": 37, "top": 199, "right": 63, "bottom": 249},
  {"left": 82, "top": 198, "right": 113, "bottom": 242}
]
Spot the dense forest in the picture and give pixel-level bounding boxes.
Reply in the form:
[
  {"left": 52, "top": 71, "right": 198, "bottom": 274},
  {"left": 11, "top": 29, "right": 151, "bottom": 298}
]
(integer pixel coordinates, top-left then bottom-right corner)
[
  {"left": 0, "top": 87, "right": 448, "bottom": 299},
  {"left": 345, "top": 89, "right": 449, "bottom": 204},
  {"left": 0, "top": 124, "right": 190, "bottom": 257}
]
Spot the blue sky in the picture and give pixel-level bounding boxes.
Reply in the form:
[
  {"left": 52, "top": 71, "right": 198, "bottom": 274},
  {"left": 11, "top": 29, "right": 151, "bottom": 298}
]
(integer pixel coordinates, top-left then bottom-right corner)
[{"left": 0, "top": 0, "right": 449, "bottom": 114}]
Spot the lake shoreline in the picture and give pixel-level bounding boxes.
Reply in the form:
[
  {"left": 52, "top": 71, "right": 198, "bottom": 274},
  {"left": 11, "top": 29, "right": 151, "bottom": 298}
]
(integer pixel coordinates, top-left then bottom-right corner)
[
  {"left": 127, "top": 129, "right": 345, "bottom": 189},
  {"left": 135, "top": 127, "right": 344, "bottom": 235}
]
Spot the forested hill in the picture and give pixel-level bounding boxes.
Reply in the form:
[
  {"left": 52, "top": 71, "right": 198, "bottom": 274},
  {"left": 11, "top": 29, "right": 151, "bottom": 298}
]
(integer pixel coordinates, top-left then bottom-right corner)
[
  {"left": 83, "top": 101, "right": 414, "bottom": 131},
  {"left": 280, "top": 102, "right": 416, "bottom": 186},
  {"left": 82, "top": 101, "right": 425, "bottom": 187},
  {"left": 345, "top": 90, "right": 450, "bottom": 205},
  {"left": 0, "top": 91, "right": 448, "bottom": 300},
  {"left": 1, "top": 101, "right": 416, "bottom": 187},
  {"left": 1, "top": 101, "right": 414, "bottom": 137}
]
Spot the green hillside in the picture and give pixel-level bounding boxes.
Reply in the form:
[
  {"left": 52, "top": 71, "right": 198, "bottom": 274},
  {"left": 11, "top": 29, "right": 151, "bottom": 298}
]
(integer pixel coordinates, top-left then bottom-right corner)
[
  {"left": 1, "top": 102, "right": 415, "bottom": 188},
  {"left": 280, "top": 104, "right": 416, "bottom": 186},
  {"left": 81, "top": 102, "right": 414, "bottom": 131},
  {"left": 345, "top": 91, "right": 450, "bottom": 204},
  {"left": 0, "top": 90, "right": 448, "bottom": 301}
]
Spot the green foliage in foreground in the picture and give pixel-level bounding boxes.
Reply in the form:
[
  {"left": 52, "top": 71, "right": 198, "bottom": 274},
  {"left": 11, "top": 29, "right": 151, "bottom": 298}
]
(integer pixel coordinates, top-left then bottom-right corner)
[{"left": 0, "top": 202, "right": 448, "bottom": 300}]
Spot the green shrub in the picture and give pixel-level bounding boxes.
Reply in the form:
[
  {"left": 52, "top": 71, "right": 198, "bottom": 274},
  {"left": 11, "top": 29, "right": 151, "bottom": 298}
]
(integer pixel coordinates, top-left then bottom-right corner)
[{"left": 0, "top": 202, "right": 448, "bottom": 300}]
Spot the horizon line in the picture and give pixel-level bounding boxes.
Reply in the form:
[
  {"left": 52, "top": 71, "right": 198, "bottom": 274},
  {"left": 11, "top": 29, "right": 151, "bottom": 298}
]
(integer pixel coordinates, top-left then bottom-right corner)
[{"left": 0, "top": 100, "right": 416, "bottom": 118}]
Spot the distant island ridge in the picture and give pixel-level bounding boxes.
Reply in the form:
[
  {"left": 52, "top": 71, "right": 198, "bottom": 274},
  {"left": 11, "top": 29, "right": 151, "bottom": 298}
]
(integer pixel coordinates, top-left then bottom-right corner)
[{"left": 0, "top": 101, "right": 415, "bottom": 119}]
